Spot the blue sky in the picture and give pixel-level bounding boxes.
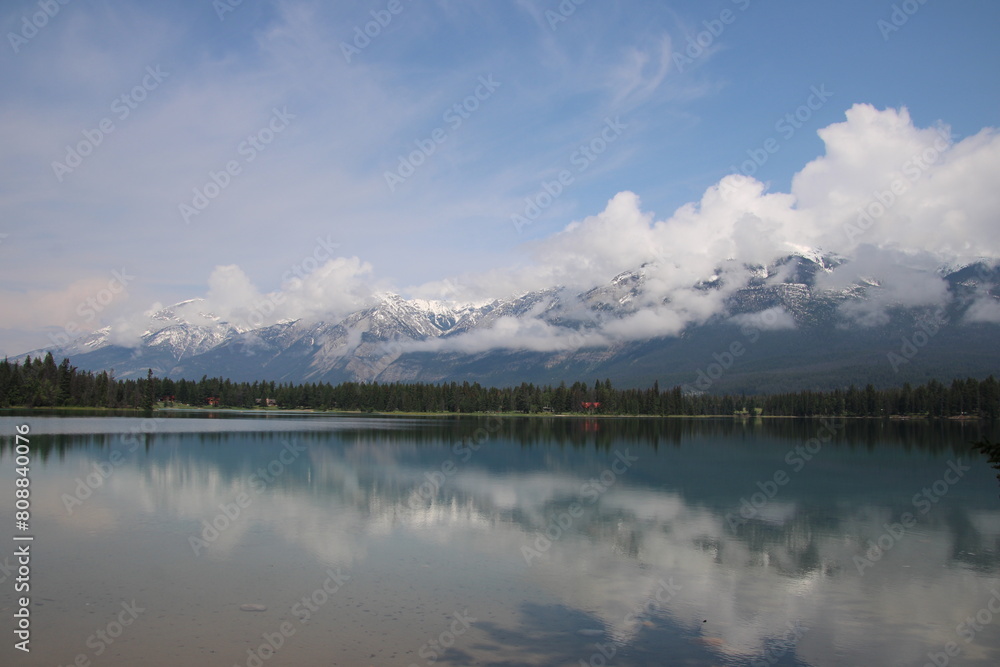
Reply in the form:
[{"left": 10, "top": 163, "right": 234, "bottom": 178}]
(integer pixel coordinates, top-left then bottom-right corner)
[{"left": 2, "top": 0, "right": 1000, "bottom": 355}]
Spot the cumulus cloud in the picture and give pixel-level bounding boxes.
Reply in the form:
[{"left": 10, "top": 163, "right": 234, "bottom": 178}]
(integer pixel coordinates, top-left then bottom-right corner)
[
  {"left": 53, "top": 104, "right": 1000, "bottom": 354},
  {"left": 204, "top": 265, "right": 267, "bottom": 324},
  {"left": 277, "top": 256, "right": 378, "bottom": 324},
  {"left": 795, "top": 105, "right": 1000, "bottom": 260},
  {"left": 413, "top": 104, "right": 1000, "bottom": 350},
  {"left": 99, "top": 257, "right": 378, "bottom": 347},
  {"left": 814, "top": 246, "right": 952, "bottom": 326},
  {"left": 105, "top": 302, "right": 169, "bottom": 347},
  {"left": 193, "top": 258, "right": 377, "bottom": 329}
]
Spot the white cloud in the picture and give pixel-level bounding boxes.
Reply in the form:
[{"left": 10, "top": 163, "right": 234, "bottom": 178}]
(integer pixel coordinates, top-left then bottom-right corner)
[
  {"left": 729, "top": 307, "right": 796, "bottom": 332},
  {"left": 965, "top": 295, "right": 1000, "bottom": 324},
  {"left": 204, "top": 265, "right": 264, "bottom": 321},
  {"left": 15, "top": 103, "right": 1000, "bottom": 355},
  {"left": 814, "top": 246, "right": 952, "bottom": 327},
  {"left": 276, "top": 257, "right": 378, "bottom": 325},
  {"left": 794, "top": 104, "right": 1000, "bottom": 261},
  {"left": 403, "top": 316, "right": 608, "bottom": 355},
  {"left": 411, "top": 104, "right": 1000, "bottom": 350}
]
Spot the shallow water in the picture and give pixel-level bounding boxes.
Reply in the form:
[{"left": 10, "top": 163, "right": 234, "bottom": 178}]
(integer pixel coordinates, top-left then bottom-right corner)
[{"left": 0, "top": 413, "right": 998, "bottom": 666}]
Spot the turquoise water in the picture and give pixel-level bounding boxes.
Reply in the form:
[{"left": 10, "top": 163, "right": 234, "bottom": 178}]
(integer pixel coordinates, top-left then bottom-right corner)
[{"left": 0, "top": 413, "right": 998, "bottom": 666}]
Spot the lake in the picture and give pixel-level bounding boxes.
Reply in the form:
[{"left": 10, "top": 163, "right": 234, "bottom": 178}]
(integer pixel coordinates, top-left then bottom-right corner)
[{"left": 1, "top": 412, "right": 999, "bottom": 666}]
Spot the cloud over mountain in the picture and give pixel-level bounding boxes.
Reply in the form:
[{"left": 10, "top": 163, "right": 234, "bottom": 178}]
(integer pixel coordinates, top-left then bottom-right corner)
[
  {"left": 23, "top": 104, "right": 1000, "bottom": 359},
  {"left": 398, "top": 104, "right": 1000, "bottom": 350}
]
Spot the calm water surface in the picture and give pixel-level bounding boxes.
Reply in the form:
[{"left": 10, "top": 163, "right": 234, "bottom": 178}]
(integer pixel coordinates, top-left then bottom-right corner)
[{"left": 0, "top": 412, "right": 999, "bottom": 666}]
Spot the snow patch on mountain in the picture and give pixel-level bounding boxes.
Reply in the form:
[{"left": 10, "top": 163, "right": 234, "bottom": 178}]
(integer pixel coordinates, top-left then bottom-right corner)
[{"left": 17, "top": 253, "right": 1000, "bottom": 384}]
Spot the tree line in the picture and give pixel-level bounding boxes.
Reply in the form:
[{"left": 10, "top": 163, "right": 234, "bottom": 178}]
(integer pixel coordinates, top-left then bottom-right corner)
[{"left": 1, "top": 353, "right": 998, "bottom": 419}]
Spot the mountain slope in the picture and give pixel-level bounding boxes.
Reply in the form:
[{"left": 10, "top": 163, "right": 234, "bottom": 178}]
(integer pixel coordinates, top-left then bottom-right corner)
[{"left": 20, "top": 255, "right": 1000, "bottom": 392}]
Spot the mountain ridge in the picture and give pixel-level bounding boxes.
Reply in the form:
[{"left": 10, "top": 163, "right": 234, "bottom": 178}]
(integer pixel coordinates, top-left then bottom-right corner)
[{"left": 17, "top": 253, "right": 1000, "bottom": 392}]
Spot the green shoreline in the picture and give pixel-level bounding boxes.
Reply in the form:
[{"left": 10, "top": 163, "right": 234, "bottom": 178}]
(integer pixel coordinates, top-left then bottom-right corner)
[{"left": 0, "top": 405, "right": 989, "bottom": 421}]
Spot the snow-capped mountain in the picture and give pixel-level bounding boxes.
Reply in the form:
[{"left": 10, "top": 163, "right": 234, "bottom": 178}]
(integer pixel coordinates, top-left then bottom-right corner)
[{"left": 19, "top": 254, "right": 1000, "bottom": 392}]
